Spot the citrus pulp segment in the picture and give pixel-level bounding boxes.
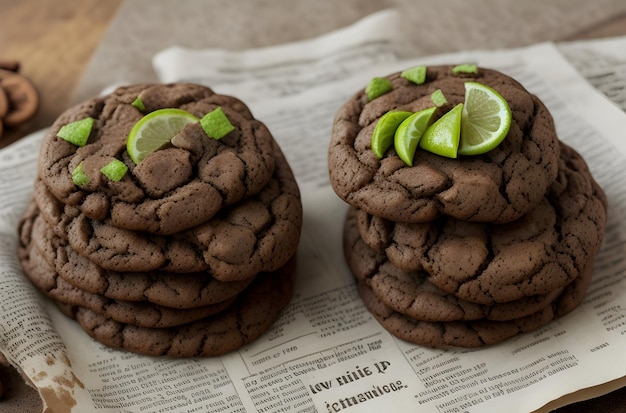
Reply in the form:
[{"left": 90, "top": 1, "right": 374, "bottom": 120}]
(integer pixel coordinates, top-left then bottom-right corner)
[
  {"left": 126, "top": 108, "right": 198, "bottom": 164},
  {"left": 419, "top": 103, "right": 463, "bottom": 158},
  {"left": 394, "top": 107, "right": 437, "bottom": 166},
  {"left": 371, "top": 110, "right": 413, "bottom": 158},
  {"left": 459, "top": 81, "right": 511, "bottom": 156}
]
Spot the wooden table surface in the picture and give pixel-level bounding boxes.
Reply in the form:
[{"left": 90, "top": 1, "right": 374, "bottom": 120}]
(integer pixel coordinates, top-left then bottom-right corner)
[{"left": 1, "top": 1, "right": 626, "bottom": 412}]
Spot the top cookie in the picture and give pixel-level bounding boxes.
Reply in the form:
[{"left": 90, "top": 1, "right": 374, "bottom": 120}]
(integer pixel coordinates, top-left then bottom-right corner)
[
  {"left": 38, "top": 83, "right": 276, "bottom": 235},
  {"left": 328, "top": 65, "right": 560, "bottom": 224}
]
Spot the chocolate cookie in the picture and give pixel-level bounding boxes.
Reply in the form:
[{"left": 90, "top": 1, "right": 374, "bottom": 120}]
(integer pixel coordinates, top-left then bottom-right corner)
[
  {"left": 19, "top": 233, "right": 234, "bottom": 328},
  {"left": 352, "top": 143, "right": 607, "bottom": 304},
  {"left": 328, "top": 65, "right": 560, "bottom": 224},
  {"left": 343, "top": 209, "right": 563, "bottom": 322},
  {"left": 59, "top": 258, "right": 296, "bottom": 357},
  {"left": 357, "top": 257, "right": 592, "bottom": 348},
  {"left": 33, "top": 142, "right": 302, "bottom": 281},
  {"left": 38, "top": 83, "right": 276, "bottom": 235},
  {"left": 18, "top": 201, "right": 254, "bottom": 309}
]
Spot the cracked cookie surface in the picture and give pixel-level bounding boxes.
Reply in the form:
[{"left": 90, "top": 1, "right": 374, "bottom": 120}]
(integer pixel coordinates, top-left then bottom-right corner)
[
  {"left": 343, "top": 209, "right": 563, "bottom": 322},
  {"left": 351, "top": 143, "right": 607, "bottom": 304},
  {"left": 38, "top": 83, "right": 276, "bottom": 235},
  {"left": 328, "top": 65, "right": 560, "bottom": 224},
  {"left": 31, "top": 142, "right": 302, "bottom": 281},
  {"left": 56, "top": 257, "right": 296, "bottom": 358},
  {"left": 357, "top": 258, "right": 592, "bottom": 348}
]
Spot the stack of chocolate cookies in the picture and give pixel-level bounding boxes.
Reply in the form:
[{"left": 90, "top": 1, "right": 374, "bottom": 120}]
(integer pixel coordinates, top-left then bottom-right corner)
[
  {"left": 329, "top": 65, "right": 607, "bottom": 348},
  {"left": 18, "top": 84, "right": 302, "bottom": 357}
]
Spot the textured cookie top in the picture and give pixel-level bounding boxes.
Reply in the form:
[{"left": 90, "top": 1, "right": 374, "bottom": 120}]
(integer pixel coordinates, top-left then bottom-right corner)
[
  {"left": 353, "top": 143, "right": 607, "bottom": 304},
  {"left": 328, "top": 65, "right": 560, "bottom": 224},
  {"left": 34, "top": 142, "right": 302, "bottom": 281},
  {"left": 38, "top": 83, "right": 276, "bottom": 235}
]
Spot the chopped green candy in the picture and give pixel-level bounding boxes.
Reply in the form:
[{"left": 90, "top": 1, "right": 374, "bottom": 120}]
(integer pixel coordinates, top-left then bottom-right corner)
[
  {"left": 431, "top": 89, "right": 448, "bottom": 107},
  {"left": 131, "top": 96, "right": 146, "bottom": 111},
  {"left": 200, "top": 107, "right": 235, "bottom": 139},
  {"left": 452, "top": 64, "right": 478, "bottom": 75},
  {"left": 71, "top": 163, "right": 90, "bottom": 186},
  {"left": 366, "top": 77, "right": 393, "bottom": 101},
  {"left": 401, "top": 65, "right": 427, "bottom": 85},
  {"left": 100, "top": 159, "right": 128, "bottom": 182},
  {"left": 57, "top": 117, "right": 94, "bottom": 147}
]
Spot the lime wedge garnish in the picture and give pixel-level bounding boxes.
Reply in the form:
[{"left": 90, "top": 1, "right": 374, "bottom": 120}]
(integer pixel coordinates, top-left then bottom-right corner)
[
  {"left": 431, "top": 89, "right": 448, "bottom": 107},
  {"left": 401, "top": 65, "right": 427, "bottom": 85},
  {"left": 126, "top": 108, "right": 198, "bottom": 164},
  {"left": 419, "top": 103, "right": 463, "bottom": 158},
  {"left": 452, "top": 64, "right": 478, "bottom": 75},
  {"left": 366, "top": 77, "right": 393, "bottom": 101},
  {"left": 200, "top": 107, "right": 235, "bottom": 139},
  {"left": 100, "top": 159, "right": 128, "bottom": 182},
  {"left": 459, "top": 82, "right": 511, "bottom": 156},
  {"left": 57, "top": 117, "right": 94, "bottom": 147},
  {"left": 394, "top": 107, "right": 437, "bottom": 166},
  {"left": 71, "top": 163, "right": 89, "bottom": 186},
  {"left": 371, "top": 110, "right": 413, "bottom": 158},
  {"left": 131, "top": 96, "right": 146, "bottom": 111}
]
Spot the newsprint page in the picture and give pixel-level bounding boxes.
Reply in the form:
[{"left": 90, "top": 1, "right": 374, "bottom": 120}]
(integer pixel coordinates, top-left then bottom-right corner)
[{"left": 1, "top": 10, "right": 626, "bottom": 413}]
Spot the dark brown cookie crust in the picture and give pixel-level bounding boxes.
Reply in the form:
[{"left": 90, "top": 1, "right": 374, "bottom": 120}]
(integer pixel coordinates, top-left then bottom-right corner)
[
  {"left": 343, "top": 208, "right": 563, "bottom": 322},
  {"left": 59, "top": 257, "right": 297, "bottom": 358},
  {"left": 32, "top": 142, "right": 302, "bottom": 281},
  {"left": 351, "top": 143, "right": 607, "bottom": 304},
  {"left": 38, "top": 83, "right": 277, "bottom": 235},
  {"left": 328, "top": 65, "right": 560, "bottom": 224},
  {"left": 357, "top": 257, "right": 592, "bottom": 348}
]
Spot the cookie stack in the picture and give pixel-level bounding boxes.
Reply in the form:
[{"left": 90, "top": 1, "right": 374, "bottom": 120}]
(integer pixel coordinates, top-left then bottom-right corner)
[
  {"left": 329, "top": 65, "right": 607, "bottom": 348},
  {"left": 18, "top": 83, "right": 302, "bottom": 357}
]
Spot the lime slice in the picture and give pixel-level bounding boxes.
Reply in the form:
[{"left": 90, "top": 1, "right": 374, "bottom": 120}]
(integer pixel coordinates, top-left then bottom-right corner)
[
  {"left": 126, "top": 108, "right": 198, "bottom": 164},
  {"left": 394, "top": 107, "right": 437, "bottom": 166},
  {"left": 419, "top": 103, "right": 463, "bottom": 158},
  {"left": 459, "top": 82, "right": 511, "bottom": 156},
  {"left": 371, "top": 110, "right": 413, "bottom": 158}
]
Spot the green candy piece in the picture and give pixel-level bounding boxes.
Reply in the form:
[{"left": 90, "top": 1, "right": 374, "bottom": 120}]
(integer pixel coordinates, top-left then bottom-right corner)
[
  {"left": 200, "top": 107, "right": 235, "bottom": 139},
  {"left": 452, "top": 64, "right": 478, "bottom": 75},
  {"left": 100, "top": 159, "right": 128, "bottom": 182},
  {"left": 131, "top": 96, "right": 146, "bottom": 111},
  {"left": 401, "top": 65, "right": 427, "bottom": 85},
  {"left": 57, "top": 117, "right": 94, "bottom": 147},
  {"left": 71, "top": 163, "right": 89, "bottom": 186},
  {"left": 366, "top": 77, "right": 393, "bottom": 101},
  {"left": 431, "top": 89, "right": 448, "bottom": 107}
]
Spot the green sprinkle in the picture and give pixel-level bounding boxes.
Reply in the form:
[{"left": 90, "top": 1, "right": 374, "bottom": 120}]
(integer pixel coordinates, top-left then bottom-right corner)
[
  {"left": 71, "top": 163, "right": 90, "bottom": 186},
  {"left": 401, "top": 65, "right": 427, "bottom": 85},
  {"left": 131, "top": 96, "right": 146, "bottom": 111},
  {"left": 57, "top": 118, "right": 94, "bottom": 147},
  {"left": 200, "top": 107, "right": 235, "bottom": 140},
  {"left": 100, "top": 159, "right": 128, "bottom": 182},
  {"left": 452, "top": 64, "right": 478, "bottom": 75},
  {"left": 366, "top": 77, "right": 393, "bottom": 101},
  {"left": 431, "top": 89, "right": 448, "bottom": 107}
]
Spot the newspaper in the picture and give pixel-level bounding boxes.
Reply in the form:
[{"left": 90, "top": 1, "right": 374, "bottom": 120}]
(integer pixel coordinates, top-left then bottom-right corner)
[{"left": 1, "top": 9, "right": 626, "bottom": 413}]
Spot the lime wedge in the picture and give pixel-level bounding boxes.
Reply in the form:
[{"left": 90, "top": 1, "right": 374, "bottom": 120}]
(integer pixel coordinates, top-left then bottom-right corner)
[
  {"left": 459, "top": 82, "right": 511, "bottom": 156},
  {"left": 100, "top": 159, "right": 128, "bottom": 182},
  {"left": 394, "top": 107, "right": 437, "bottom": 166},
  {"left": 57, "top": 117, "right": 94, "bottom": 147},
  {"left": 71, "top": 163, "right": 89, "bottom": 186},
  {"left": 366, "top": 77, "right": 393, "bottom": 101},
  {"left": 371, "top": 110, "right": 413, "bottom": 158},
  {"left": 419, "top": 103, "right": 463, "bottom": 158},
  {"left": 126, "top": 108, "right": 198, "bottom": 164}
]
